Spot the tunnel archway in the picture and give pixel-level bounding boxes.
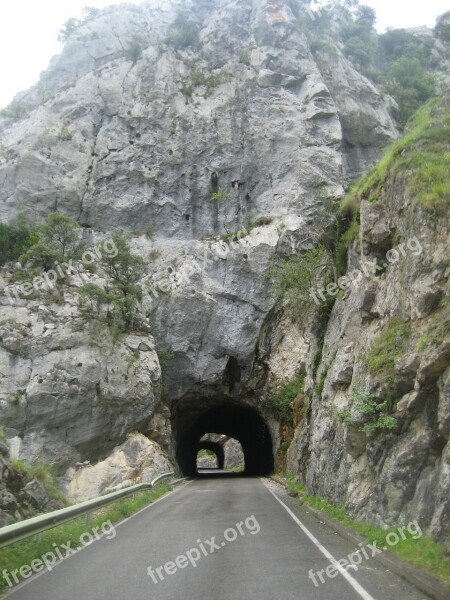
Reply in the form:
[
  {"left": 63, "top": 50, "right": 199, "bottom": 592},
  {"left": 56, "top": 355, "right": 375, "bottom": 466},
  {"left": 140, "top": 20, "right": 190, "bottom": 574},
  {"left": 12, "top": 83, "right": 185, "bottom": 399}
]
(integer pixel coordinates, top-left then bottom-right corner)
[
  {"left": 174, "top": 400, "right": 274, "bottom": 477},
  {"left": 196, "top": 440, "right": 224, "bottom": 469}
]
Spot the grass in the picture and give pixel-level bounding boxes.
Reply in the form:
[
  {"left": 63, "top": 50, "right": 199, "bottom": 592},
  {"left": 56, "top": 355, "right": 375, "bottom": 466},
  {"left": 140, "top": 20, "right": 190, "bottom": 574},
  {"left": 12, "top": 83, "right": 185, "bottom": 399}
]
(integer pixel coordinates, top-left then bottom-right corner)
[
  {"left": 284, "top": 474, "right": 450, "bottom": 586},
  {"left": 10, "top": 460, "right": 66, "bottom": 503},
  {"left": 365, "top": 317, "right": 411, "bottom": 379},
  {"left": 341, "top": 96, "right": 450, "bottom": 217},
  {"left": 0, "top": 482, "right": 171, "bottom": 594}
]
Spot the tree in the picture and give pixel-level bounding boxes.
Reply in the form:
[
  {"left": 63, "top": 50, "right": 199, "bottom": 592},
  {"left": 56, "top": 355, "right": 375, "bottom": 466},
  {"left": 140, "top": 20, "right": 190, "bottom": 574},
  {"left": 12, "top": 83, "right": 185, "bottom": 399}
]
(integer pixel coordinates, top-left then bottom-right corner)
[
  {"left": 389, "top": 57, "right": 435, "bottom": 126},
  {"left": 58, "top": 6, "right": 100, "bottom": 43},
  {"left": 36, "top": 212, "right": 83, "bottom": 260},
  {"left": 434, "top": 11, "right": 450, "bottom": 43},
  {"left": 79, "top": 232, "right": 145, "bottom": 332}
]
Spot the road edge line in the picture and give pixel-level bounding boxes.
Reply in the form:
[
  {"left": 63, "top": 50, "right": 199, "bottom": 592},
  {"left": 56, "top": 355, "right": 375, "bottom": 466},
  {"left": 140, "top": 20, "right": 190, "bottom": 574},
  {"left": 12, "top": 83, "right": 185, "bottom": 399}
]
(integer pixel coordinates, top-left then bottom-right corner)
[{"left": 262, "top": 480, "right": 377, "bottom": 600}]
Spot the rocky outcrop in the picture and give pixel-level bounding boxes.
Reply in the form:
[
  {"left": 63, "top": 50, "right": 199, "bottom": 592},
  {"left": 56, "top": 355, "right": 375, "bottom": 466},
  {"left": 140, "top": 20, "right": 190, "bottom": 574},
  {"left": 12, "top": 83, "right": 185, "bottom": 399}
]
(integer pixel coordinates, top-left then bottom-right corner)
[
  {"left": 0, "top": 272, "right": 162, "bottom": 472},
  {"left": 284, "top": 99, "right": 450, "bottom": 544},
  {"left": 61, "top": 432, "right": 174, "bottom": 503},
  {"left": 0, "top": 441, "right": 63, "bottom": 526}
]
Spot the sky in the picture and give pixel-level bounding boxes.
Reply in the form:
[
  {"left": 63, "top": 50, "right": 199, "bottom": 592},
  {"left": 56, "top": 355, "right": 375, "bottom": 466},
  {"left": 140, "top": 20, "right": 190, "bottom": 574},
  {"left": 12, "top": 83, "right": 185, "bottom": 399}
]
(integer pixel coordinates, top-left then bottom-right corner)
[{"left": 0, "top": 0, "right": 448, "bottom": 109}]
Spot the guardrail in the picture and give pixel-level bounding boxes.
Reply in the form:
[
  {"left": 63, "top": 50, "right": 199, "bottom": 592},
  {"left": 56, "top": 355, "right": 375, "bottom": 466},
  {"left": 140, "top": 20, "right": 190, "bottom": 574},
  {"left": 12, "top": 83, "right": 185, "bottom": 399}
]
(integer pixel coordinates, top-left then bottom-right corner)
[{"left": 0, "top": 471, "right": 174, "bottom": 549}]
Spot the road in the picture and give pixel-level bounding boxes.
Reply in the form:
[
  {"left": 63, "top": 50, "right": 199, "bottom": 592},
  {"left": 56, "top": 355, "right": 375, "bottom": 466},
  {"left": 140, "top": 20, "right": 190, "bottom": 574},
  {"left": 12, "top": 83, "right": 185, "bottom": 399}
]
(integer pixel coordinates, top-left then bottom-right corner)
[{"left": 4, "top": 476, "right": 431, "bottom": 600}]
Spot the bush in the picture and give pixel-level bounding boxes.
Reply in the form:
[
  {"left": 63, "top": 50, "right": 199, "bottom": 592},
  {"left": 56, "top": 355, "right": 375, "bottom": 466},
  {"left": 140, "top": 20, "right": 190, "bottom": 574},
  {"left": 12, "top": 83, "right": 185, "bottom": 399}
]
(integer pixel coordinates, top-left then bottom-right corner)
[
  {"left": 0, "top": 214, "right": 37, "bottom": 266},
  {"left": 21, "top": 212, "right": 83, "bottom": 268},
  {"left": 166, "top": 17, "right": 200, "bottom": 49},
  {"left": 260, "top": 370, "right": 306, "bottom": 422},
  {"left": 58, "top": 127, "right": 74, "bottom": 141},
  {"left": 337, "top": 386, "right": 397, "bottom": 435},
  {"left": 125, "top": 37, "right": 144, "bottom": 63},
  {"left": 266, "top": 245, "right": 331, "bottom": 309}
]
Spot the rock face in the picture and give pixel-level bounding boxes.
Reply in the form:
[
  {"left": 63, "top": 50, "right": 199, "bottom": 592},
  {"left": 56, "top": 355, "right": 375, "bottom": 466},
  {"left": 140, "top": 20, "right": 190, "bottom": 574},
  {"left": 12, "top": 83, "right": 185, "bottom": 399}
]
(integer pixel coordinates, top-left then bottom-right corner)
[
  {"left": 0, "top": 278, "right": 162, "bottom": 472},
  {"left": 61, "top": 432, "right": 174, "bottom": 503},
  {"left": 284, "top": 113, "right": 450, "bottom": 544}
]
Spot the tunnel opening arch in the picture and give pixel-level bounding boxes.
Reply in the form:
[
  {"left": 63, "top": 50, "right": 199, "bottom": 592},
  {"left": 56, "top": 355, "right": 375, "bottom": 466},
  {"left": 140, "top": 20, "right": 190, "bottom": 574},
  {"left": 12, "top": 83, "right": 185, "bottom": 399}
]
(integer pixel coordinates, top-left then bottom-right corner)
[
  {"left": 196, "top": 440, "right": 224, "bottom": 469},
  {"left": 173, "top": 398, "right": 274, "bottom": 477}
]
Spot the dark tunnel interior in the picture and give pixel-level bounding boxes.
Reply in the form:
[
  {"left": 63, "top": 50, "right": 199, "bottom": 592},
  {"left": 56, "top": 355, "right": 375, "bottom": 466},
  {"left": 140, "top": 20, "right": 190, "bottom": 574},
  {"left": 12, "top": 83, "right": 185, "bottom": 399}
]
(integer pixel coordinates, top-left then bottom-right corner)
[{"left": 174, "top": 400, "right": 274, "bottom": 477}]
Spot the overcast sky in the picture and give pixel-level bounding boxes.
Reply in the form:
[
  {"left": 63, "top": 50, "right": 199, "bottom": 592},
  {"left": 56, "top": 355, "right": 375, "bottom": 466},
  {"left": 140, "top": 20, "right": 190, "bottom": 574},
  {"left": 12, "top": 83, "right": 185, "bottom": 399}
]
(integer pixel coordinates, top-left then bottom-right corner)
[{"left": 0, "top": 0, "right": 448, "bottom": 108}]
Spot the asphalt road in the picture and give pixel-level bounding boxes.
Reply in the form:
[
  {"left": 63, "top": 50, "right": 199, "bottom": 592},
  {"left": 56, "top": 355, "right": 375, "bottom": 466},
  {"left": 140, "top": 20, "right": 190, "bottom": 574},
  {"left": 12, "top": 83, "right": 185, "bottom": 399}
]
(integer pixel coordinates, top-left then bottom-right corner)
[{"left": 4, "top": 477, "right": 431, "bottom": 600}]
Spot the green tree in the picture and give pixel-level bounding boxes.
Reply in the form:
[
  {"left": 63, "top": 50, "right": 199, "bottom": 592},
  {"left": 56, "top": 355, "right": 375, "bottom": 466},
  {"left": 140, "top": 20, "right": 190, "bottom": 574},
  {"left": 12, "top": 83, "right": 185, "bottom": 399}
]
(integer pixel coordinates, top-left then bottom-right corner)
[
  {"left": 0, "top": 214, "right": 37, "bottom": 266},
  {"left": 79, "top": 233, "right": 145, "bottom": 332},
  {"left": 36, "top": 212, "right": 83, "bottom": 260},
  {"left": 389, "top": 57, "right": 435, "bottom": 126}
]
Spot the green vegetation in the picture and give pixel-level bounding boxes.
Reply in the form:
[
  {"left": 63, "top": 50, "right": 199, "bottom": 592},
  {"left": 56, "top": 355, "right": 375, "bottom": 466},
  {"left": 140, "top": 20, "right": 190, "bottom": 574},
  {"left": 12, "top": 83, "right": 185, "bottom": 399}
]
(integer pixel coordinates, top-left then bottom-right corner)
[
  {"left": 182, "top": 68, "right": 230, "bottom": 99},
  {"left": 260, "top": 369, "right": 306, "bottom": 422},
  {"left": 266, "top": 245, "right": 330, "bottom": 309},
  {"left": 0, "top": 99, "right": 28, "bottom": 121},
  {"left": 197, "top": 449, "right": 216, "bottom": 458},
  {"left": 10, "top": 459, "right": 66, "bottom": 504},
  {"left": 78, "top": 232, "right": 145, "bottom": 333},
  {"left": 21, "top": 212, "right": 84, "bottom": 269},
  {"left": 58, "top": 7, "right": 99, "bottom": 42},
  {"left": 238, "top": 47, "right": 252, "bottom": 65},
  {"left": 366, "top": 317, "right": 411, "bottom": 380},
  {"left": 220, "top": 215, "right": 273, "bottom": 242},
  {"left": 299, "top": 1, "right": 437, "bottom": 127},
  {"left": 434, "top": 11, "right": 450, "bottom": 43},
  {"left": 157, "top": 346, "right": 175, "bottom": 373},
  {"left": 284, "top": 473, "right": 450, "bottom": 586},
  {"left": 58, "top": 127, "right": 74, "bottom": 141},
  {"left": 165, "top": 16, "right": 200, "bottom": 49},
  {"left": 342, "top": 97, "right": 450, "bottom": 218},
  {"left": 125, "top": 37, "right": 144, "bottom": 64},
  {"left": 337, "top": 386, "right": 397, "bottom": 435},
  {"left": 0, "top": 214, "right": 37, "bottom": 267},
  {"left": 0, "top": 482, "right": 171, "bottom": 595}
]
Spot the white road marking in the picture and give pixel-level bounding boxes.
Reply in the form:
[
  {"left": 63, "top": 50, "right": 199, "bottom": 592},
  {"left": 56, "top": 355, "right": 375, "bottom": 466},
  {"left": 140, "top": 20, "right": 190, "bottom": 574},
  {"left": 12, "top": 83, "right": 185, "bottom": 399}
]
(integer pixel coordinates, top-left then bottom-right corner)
[{"left": 262, "top": 481, "right": 377, "bottom": 600}]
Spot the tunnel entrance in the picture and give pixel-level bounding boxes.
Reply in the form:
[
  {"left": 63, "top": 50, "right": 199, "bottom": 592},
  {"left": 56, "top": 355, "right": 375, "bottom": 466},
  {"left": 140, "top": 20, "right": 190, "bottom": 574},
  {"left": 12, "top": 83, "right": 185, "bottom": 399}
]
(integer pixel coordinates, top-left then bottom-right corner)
[
  {"left": 196, "top": 440, "right": 224, "bottom": 470},
  {"left": 174, "top": 400, "right": 274, "bottom": 477}
]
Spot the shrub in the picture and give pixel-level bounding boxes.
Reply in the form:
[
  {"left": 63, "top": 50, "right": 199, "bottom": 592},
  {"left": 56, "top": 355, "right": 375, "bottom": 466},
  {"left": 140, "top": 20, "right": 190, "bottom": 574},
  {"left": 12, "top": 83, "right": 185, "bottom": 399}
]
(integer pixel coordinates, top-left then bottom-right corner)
[
  {"left": 266, "top": 245, "right": 331, "bottom": 308},
  {"left": 125, "top": 37, "right": 144, "bottom": 63},
  {"left": 260, "top": 370, "right": 306, "bottom": 422},
  {"left": 21, "top": 212, "right": 83, "bottom": 268},
  {"left": 166, "top": 17, "right": 200, "bottom": 49},
  {"left": 58, "top": 127, "right": 74, "bottom": 141},
  {"left": 0, "top": 214, "right": 37, "bottom": 266},
  {"left": 337, "top": 386, "right": 397, "bottom": 436}
]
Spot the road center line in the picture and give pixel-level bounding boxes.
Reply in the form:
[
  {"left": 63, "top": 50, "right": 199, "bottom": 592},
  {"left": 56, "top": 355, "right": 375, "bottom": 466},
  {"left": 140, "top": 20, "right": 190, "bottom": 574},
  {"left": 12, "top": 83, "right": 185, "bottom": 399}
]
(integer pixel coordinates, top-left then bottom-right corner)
[{"left": 262, "top": 481, "right": 377, "bottom": 600}]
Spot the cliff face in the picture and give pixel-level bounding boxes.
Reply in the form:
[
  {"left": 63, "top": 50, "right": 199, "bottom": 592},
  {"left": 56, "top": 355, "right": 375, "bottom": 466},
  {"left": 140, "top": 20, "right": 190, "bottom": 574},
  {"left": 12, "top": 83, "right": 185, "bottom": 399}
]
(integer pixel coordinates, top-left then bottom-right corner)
[{"left": 0, "top": 0, "right": 448, "bottom": 540}]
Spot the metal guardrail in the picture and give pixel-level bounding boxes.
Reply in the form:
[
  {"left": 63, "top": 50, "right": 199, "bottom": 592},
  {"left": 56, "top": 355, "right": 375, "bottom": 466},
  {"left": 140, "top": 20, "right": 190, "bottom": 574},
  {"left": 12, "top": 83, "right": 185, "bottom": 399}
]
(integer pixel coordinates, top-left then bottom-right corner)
[{"left": 0, "top": 471, "right": 174, "bottom": 549}]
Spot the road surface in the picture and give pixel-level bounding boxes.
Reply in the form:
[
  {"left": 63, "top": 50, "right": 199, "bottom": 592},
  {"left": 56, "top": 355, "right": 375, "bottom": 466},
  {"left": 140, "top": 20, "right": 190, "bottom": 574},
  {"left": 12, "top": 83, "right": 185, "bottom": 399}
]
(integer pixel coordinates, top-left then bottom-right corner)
[{"left": 4, "top": 476, "right": 431, "bottom": 600}]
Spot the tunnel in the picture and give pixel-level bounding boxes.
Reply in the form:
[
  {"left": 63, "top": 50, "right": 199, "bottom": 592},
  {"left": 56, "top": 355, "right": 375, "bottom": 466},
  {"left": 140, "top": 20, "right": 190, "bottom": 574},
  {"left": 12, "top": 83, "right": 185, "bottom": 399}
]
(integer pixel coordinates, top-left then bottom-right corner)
[
  {"left": 196, "top": 440, "right": 224, "bottom": 469},
  {"left": 174, "top": 399, "right": 274, "bottom": 477}
]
